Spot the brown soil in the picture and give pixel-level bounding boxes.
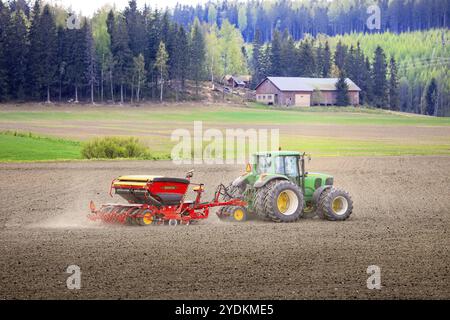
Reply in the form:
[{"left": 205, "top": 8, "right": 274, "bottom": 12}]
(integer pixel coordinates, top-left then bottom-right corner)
[{"left": 0, "top": 156, "right": 449, "bottom": 299}]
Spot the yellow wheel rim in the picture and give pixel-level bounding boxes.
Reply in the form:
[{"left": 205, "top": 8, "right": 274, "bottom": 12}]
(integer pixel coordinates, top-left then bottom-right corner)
[
  {"left": 277, "top": 191, "right": 290, "bottom": 213},
  {"left": 332, "top": 196, "right": 348, "bottom": 216},
  {"left": 233, "top": 208, "right": 245, "bottom": 221},
  {"left": 142, "top": 213, "right": 154, "bottom": 225}
]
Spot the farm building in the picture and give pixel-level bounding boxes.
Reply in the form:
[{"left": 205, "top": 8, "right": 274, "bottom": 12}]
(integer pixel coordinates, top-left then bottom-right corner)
[
  {"left": 223, "top": 75, "right": 251, "bottom": 88},
  {"left": 255, "top": 77, "right": 361, "bottom": 106}
]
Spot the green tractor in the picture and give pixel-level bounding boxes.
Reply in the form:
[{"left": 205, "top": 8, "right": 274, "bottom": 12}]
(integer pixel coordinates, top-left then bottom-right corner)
[{"left": 218, "top": 151, "right": 353, "bottom": 223}]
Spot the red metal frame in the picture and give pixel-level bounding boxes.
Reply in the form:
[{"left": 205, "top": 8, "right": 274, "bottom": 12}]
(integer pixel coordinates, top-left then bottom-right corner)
[{"left": 89, "top": 177, "right": 246, "bottom": 226}]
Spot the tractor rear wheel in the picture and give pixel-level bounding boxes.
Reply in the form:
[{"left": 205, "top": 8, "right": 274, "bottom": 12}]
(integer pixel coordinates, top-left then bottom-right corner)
[
  {"left": 317, "top": 188, "right": 353, "bottom": 221},
  {"left": 263, "top": 180, "right": 304, "bottom": 222},
  {"left": 253, "top": 185, "right": 270, "bottom": 220}
]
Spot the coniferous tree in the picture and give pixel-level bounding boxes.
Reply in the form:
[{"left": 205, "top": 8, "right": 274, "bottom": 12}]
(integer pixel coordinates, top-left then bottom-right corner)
[
  {"left": 39, "top": 5, "right": 58, "bottom": 103},
  {"left": 111, "top": 15, "right": 133, "bottom": 104},
  {"left": 372, "top": 46, "right": 388, "bottom": 108},
  {"left": 66, "top": 21, "right": 87, "bottom": 103},
  {"left": 269, "top": 30, "right": 282, "bottom": 76},
  {"left": 389, "top": 56, "right": 399, "bottom": 110},
  {"left": 259, "top": 45, "right": 271, "bottom": 80},
  {"left": 335, "top": 72, "right": 349, "bottom": 106},
  {"left": 425, "top": 78, "right": 438, "bottom": 116},
  {"left": 280, "top": 31, "right": 297, "bottom": 76},
  {"left": 0, "top": 2, "right": 10, "bottom": 101},
  {"left": 172, "top": 25, "right": 189, "bottom": 100},
  {"left": 26, "top": 0, "right": 42, "bottom": 100},
  {"left": 334, "top": 40, "right": 347, "bottom": 72},
  {"left": 189, "top": 18, "right": 205, "bottom": 97},
  {"left": 321, "top": 41, "right": 331, "bottom": 77},
  {"left": 85, "top": 21, "right": 97, "bottom": 104},
  {"left": 297, "top": 40, "right": 315, "bottom": 77},
  {"left": 7, "top": 9, "right": 29, "bottom": 100},
  {"left": 250, "top": 29, "right": 262, "bottom": 88},
  {"left": 56, "top": 26, "right": 67, "bottom": 102}
]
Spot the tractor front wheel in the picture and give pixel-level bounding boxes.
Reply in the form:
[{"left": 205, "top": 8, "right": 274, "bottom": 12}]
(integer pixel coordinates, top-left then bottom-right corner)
[
  {"left": 263, "top": 180, "right": 304, "bottom": 222},
  {"left": 317, "top": 188, "right": 353, "bottom": 221}
]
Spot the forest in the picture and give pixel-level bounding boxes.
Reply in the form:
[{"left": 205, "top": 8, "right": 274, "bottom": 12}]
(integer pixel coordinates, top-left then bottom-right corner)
[
  {"left": 173, "top": 0, "right": 449, "bottom": 42},
  {"left": 0, "top": 0, "right": 448, "bottom": 116}
]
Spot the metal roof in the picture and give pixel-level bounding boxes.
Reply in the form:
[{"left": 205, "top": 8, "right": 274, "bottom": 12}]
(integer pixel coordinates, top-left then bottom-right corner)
[{"left": 258, "top": 77, "right": 361, "bottom": 92}]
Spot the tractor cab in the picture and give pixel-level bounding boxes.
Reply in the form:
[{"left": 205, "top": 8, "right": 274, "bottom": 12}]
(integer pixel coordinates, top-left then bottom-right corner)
[{"left": 253, "top": 151, "right": 304, "bottom": 185}]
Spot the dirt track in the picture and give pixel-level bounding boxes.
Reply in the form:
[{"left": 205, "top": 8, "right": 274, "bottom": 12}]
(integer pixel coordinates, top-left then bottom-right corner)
[{"left": 0, "top": 156, "right": 449, "bottom": 299}]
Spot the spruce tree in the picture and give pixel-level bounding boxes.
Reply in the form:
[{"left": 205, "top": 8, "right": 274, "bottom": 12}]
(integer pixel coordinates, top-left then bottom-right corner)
[
  {"left": 7, "top": 9, "right": 28, "bottom": 100},
  {"left": 372, "top": 46, "right": 388, "bottom": 108},
  {"left": 425, "top": 78, "right": 438, "bottom": 116},
  {"left": 172, "top": 25, "right": 189, "bottom": 100},
  {"left": 27, "top": 0, "right": 42, "bottom": 100},
  {"left": 85, "top": 21, "right": 97, "bottom": 104},
  {"left": 0, "top": 1, "right": 10, "bottom": 101},
  {"left": 335, "top": 72, "right": 349, "bottom": 106},
  {"left": 39, "top": 5, "right": 58, "bottom": 103},
  {"left": 389, "top": 56, "right": 399, "bottom": 110},
  {"left": 297, "top": 40, "right": 315, "bottom": 77},
  {"left": 334, "top": 40, "right": 347, "bottom": 72},
  {"left": 322, "top": 41, "right": 331, "bottom": 77},
  {"left": 251, "top": 29, "right": 262, "bottom": 88},
  {"left": 269, "top": 30, "right": 282, "bottom": 76},
  {"left": 189, "top": 18, "right": 205, "bottom": 97},
  {"left": 111, "top": 15, "right": 133, "bottom": 104}
]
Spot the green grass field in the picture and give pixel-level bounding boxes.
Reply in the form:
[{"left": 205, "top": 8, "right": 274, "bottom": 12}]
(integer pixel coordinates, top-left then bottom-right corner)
[
  {"left": 0, "top": 132, "right": 82, "bottom": 161},
  {"left": 0, "top": 104, "right": 449, "bottom": 161},
  {"left": 1, "top": 104, "right": 450, "bottom": 126}
]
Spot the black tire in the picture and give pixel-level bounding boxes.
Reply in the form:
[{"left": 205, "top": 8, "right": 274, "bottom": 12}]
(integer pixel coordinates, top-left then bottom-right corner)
[
  {"left": 253, "top": 184, "right": 271, "bottom": 220},
  {"left": 317, "top": 188, "right": 353, "bottom": 221},
  {"left": 263, "top": 180, "right": 304, "bottom": 222}
]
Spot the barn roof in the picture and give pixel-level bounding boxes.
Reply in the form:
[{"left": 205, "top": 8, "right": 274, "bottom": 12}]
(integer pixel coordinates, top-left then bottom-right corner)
[{"left": 256, "top": 77, "right": 361, "bottom": 92}]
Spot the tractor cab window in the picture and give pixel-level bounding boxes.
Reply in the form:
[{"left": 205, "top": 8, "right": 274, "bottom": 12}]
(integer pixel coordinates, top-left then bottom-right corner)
[
  {"left": 275, "top": 156, "right": 300, "bottom": 177},
  {"left": 256, "top": 156, "right": 272, "bottom": 174},
  {"left": 285, "top": 156, "right": 299, "bottom": 176}
]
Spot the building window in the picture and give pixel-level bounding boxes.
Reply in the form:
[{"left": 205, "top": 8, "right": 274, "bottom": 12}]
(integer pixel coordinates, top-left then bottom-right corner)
[{"left": 263, "top": 95, "right": 266, "bottom": 100}]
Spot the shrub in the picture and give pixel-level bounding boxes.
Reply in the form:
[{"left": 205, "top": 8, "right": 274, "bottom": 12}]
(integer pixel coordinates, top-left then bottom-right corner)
[{"left": 81, "top": 137, "right": 153, "bottom": 159}]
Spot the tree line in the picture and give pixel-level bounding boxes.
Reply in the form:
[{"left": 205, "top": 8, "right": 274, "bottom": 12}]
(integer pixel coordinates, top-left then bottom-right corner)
[
  {"left": 173, "top": 0, "right": 450, "bottom": 42},
  {"left": 0, "top": 0, "right": 206, "bottom": 103}
]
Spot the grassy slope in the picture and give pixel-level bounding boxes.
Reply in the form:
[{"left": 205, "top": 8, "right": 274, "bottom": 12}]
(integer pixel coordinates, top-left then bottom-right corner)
[
  {"left": 0, "top": 104, "right": 449, "bottom": 161},
  {"left": 0, "top": 132, "right": 81, "bottom": 161}
]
